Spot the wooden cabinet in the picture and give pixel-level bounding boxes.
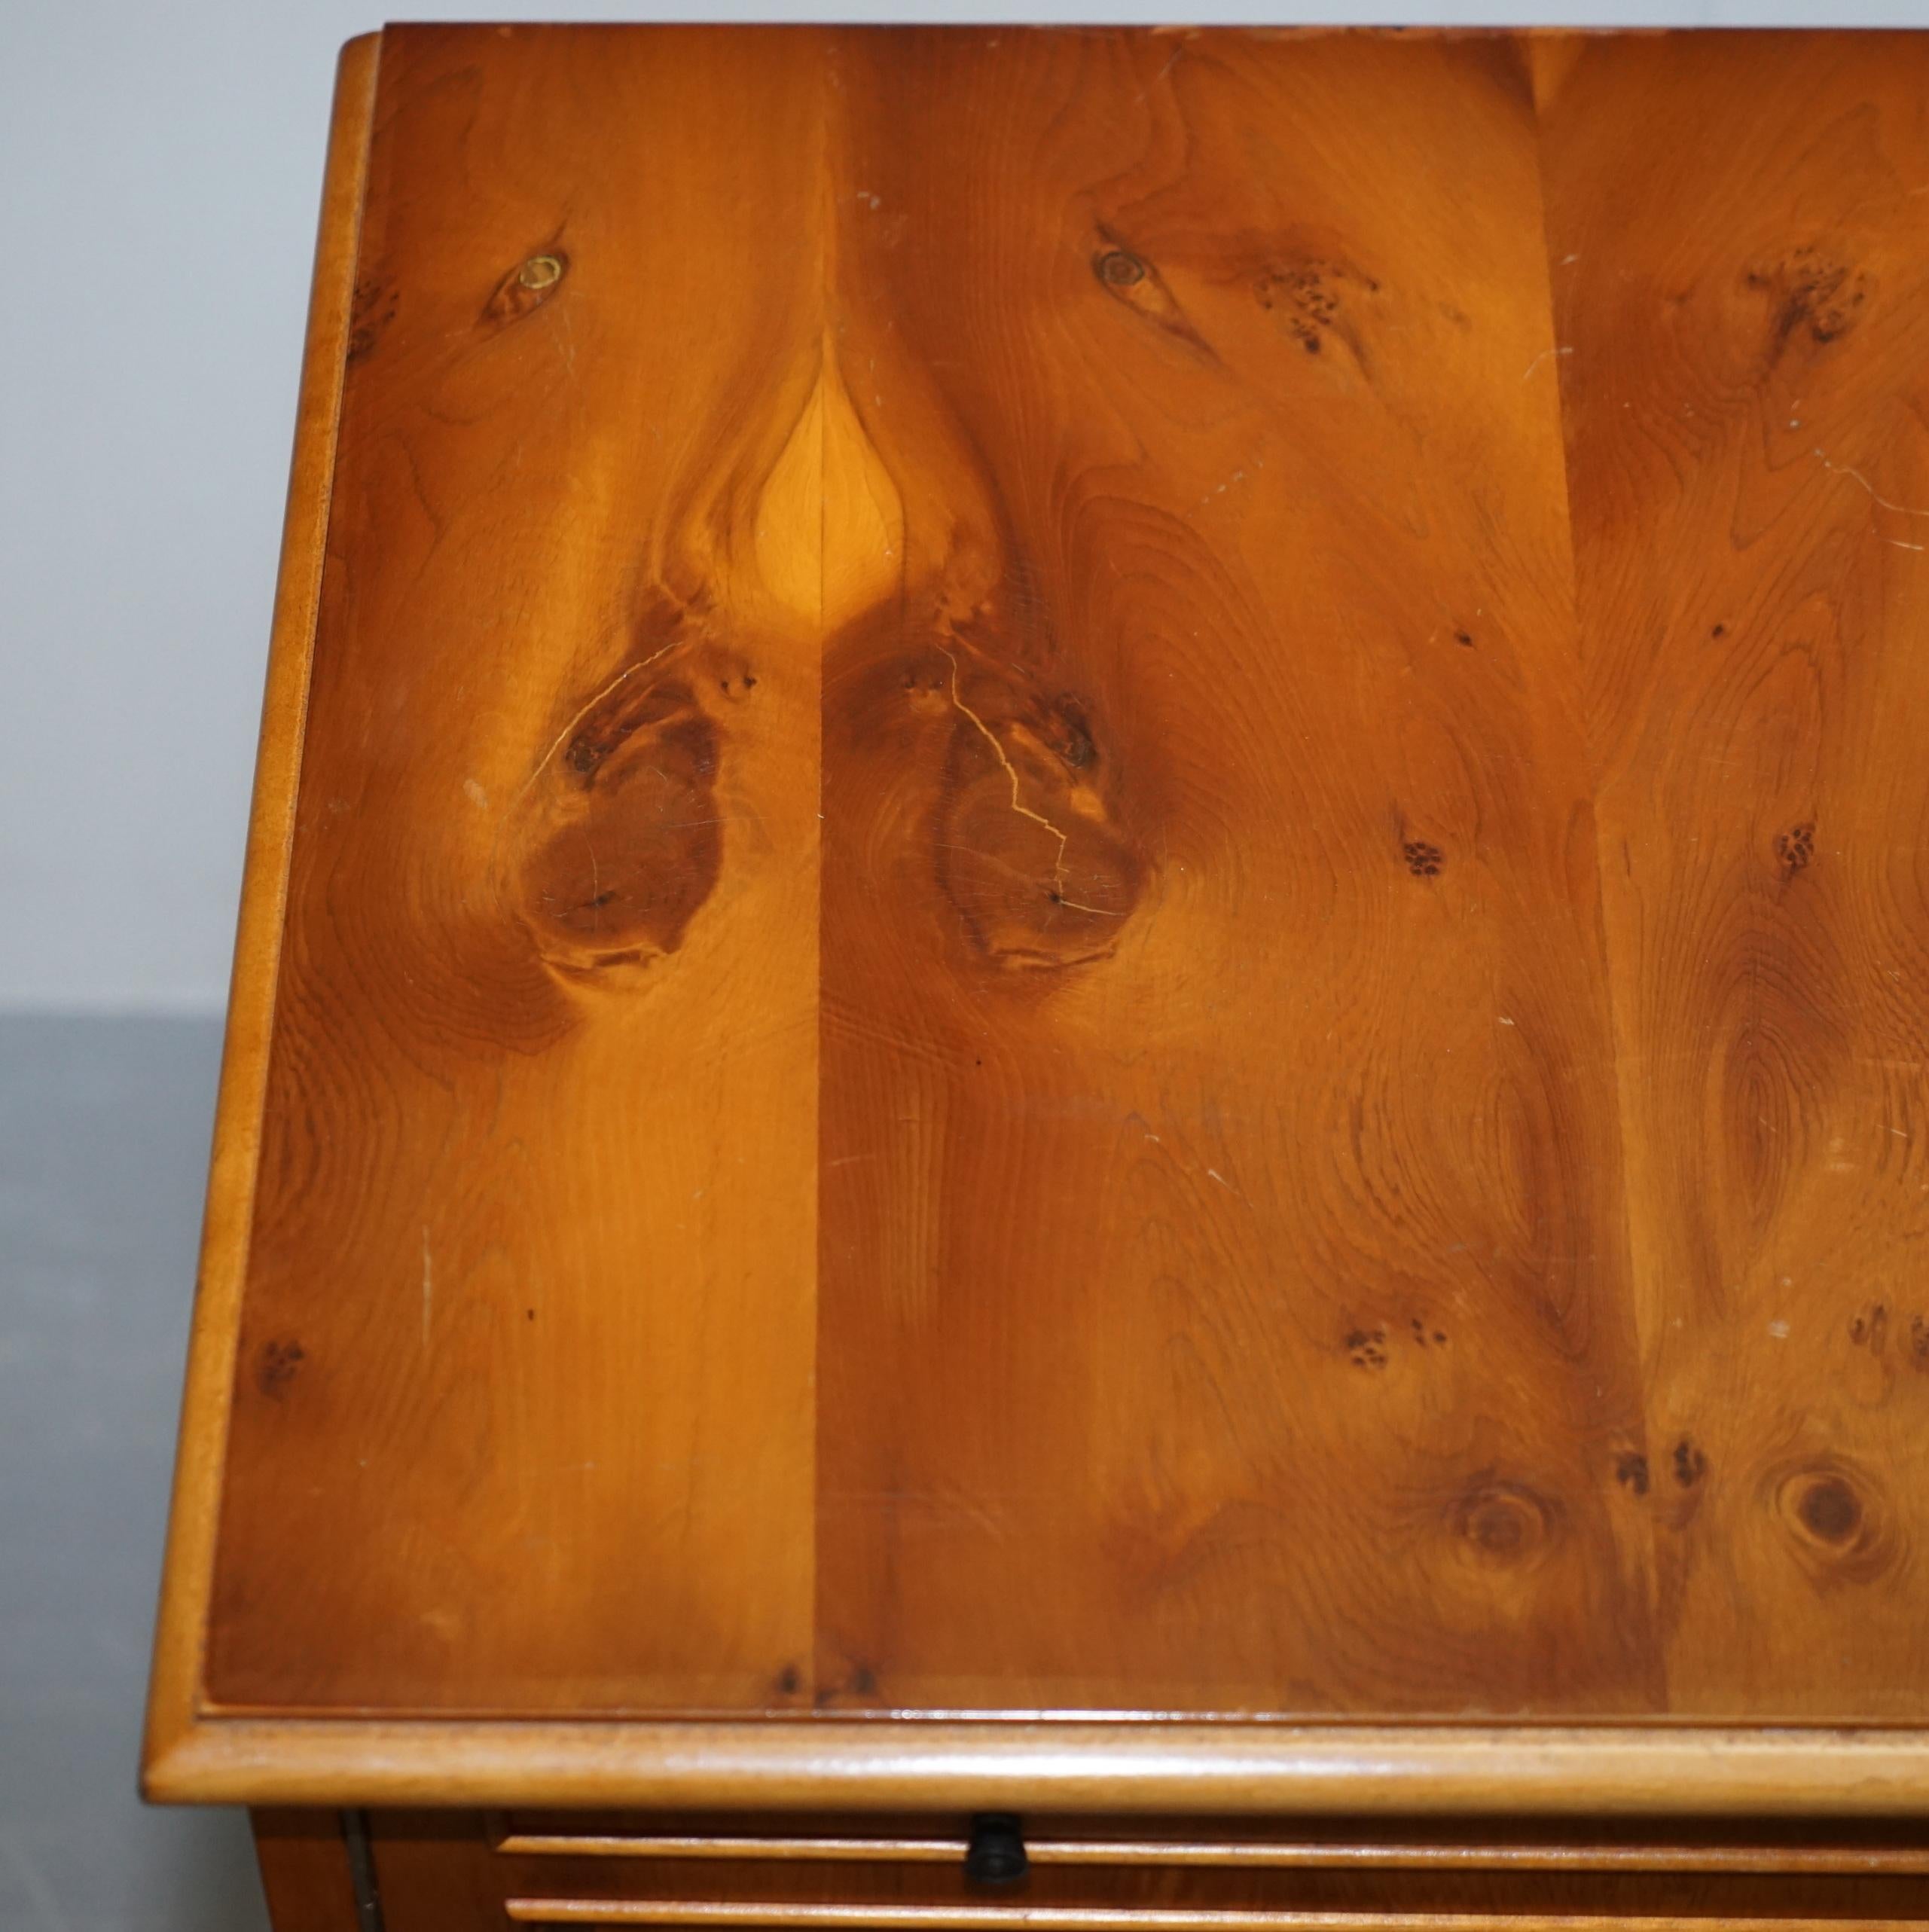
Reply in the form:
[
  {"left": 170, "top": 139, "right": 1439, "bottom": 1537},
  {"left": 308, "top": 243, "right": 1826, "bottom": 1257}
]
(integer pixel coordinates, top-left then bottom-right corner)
[{"left": 149, "top": 25, "right": 1929, "bottom": 1929}]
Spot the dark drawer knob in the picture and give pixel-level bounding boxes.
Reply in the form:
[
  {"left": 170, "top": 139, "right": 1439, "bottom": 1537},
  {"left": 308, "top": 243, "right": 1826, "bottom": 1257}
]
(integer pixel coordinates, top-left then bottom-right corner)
[{"left": 964, "top": 1812, "right": 1027, "bottom": 1886}]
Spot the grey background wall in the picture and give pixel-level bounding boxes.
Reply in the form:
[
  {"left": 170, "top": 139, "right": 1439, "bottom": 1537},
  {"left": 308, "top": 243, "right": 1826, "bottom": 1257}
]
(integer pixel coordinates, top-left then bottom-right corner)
[{"left": 1, "top": 0, "right": 1924, "bottom": 1014}]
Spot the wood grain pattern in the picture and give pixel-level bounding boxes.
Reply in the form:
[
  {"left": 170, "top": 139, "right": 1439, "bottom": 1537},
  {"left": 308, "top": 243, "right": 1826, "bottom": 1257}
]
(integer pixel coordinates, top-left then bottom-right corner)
[
  {"left": 206, "top": 23, "right": 826, "bottom": 1713},
  {"left": 1542, "top": 26, "right": 1929, "bottom": 1722},
  {"left": 150, "top": 22, "right": 1929, "bottom": 1811}
]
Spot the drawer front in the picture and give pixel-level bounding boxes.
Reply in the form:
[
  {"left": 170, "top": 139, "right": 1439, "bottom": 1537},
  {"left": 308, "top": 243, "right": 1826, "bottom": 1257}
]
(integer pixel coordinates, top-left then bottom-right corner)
[
  {"left": 492, "top": 1812, "right": 1929, "bottom": 1878},
  {"left": 341, "top": 1813, "right": 1929, "bottom": 1932}
]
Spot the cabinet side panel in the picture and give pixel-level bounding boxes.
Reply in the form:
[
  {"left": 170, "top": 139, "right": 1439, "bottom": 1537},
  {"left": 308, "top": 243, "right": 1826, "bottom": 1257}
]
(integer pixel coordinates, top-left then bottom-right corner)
[
  {"left": 815, "top": 25, "right": 1656, "bottom": 1719},
  {"left": 253, "top": 1810, "right": 364, "bottom": 1932}
]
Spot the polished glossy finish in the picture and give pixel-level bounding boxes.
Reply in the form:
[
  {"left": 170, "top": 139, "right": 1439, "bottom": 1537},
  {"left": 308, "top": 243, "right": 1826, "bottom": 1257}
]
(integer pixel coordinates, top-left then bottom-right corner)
[{"left": 150, "top": 25, "right": 1929, "bottom": 1818}]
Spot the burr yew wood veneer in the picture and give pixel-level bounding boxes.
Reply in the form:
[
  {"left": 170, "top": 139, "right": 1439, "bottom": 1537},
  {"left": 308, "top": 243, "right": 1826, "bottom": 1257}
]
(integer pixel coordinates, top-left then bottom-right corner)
[{"left": 147, "top": 23, "right": 1929, "bottom": 1930}]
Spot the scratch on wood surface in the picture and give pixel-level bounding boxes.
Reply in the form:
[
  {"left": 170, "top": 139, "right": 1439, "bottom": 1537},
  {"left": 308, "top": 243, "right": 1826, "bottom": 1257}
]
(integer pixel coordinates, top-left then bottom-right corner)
[
  {"left": 510, "top": 637, "right": 683, "bottom": 819},
  {"left": 1814, "top": 448, "right": 1929, "bottom": 517},
  {"left": 548, "top": 299, "right": 579, "bottom": 380},
  {"left": 1136, "top": 42, "right": 1183, "bottom": 101},
  {"left": 937, "top": 646, "right": 1122, "bottom": 918},
  {"left": 1195, "top": 457, "right": 1263, "bottom": 509},
  {"left": 421, "top": 1225, "right": 434, "bottom": 1347}
]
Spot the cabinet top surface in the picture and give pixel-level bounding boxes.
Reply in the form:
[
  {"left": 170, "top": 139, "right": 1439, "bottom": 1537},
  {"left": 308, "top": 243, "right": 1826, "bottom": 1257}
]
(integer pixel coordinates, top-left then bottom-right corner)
[{"left": 150, "top": 23, "right": 1929, "bottom": 1801}]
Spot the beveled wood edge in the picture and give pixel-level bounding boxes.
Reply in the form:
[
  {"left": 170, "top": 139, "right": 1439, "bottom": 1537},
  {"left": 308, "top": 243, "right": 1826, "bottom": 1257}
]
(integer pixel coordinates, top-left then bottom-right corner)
[
  {"left": 140, "top": 29, "right": 383, "bottom": 1799},
  {"left": 144, "top": 1717, "right": 1929, "bottom": 1815}
]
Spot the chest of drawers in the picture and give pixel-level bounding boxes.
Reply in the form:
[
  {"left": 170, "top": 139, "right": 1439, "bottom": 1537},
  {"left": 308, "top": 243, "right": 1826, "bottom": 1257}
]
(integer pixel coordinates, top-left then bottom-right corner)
[{"left": 147, "top": 25, "right": 1929, "bottom": 1928}]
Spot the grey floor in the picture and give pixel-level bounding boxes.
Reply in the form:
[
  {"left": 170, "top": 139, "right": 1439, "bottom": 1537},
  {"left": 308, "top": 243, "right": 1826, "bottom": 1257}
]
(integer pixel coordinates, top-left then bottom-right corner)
[{"left": 1, "top": 1015, "right": 267, "bottom": 1930}]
